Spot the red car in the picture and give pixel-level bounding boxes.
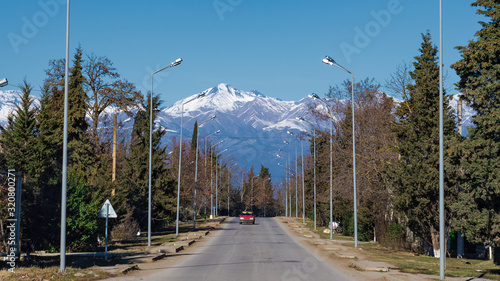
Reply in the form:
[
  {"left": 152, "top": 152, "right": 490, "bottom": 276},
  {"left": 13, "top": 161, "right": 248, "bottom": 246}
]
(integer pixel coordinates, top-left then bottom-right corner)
[{"left": 239, "top": 211, "right": 255, "bottom": 224}]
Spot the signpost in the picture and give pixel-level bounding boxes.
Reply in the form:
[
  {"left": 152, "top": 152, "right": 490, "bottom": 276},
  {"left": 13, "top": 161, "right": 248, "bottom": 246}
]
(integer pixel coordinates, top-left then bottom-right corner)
[{"left": 98, "top": 199, "right": 117, "bottom": 260}]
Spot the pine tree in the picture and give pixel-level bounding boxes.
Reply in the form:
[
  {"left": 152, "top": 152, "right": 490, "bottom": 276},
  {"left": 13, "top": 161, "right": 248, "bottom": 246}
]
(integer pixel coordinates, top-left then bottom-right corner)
[
  {"left": 392, "top": 32, "right": 459, "bottom": 256},
  {"left": 119, "top": 94, "right": 176, "bottom": 231},
  {"left": 0, "top": 79, "right": 47, "bottom": 249},
  {"left": 64, "top": 48, "right": 102, "bottom": 251},
  {"left": 450, "top": 0, "right": 500, "bottom": 245}
]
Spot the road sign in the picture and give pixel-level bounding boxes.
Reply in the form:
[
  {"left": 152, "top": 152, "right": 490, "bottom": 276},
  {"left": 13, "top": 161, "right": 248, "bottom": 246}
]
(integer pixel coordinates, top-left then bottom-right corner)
[
  {"left": 98, "top": 199, "right": 117, "bottom": 218},
  {"left": 97, "top": 199, "right": 117, "bottom": 261}
]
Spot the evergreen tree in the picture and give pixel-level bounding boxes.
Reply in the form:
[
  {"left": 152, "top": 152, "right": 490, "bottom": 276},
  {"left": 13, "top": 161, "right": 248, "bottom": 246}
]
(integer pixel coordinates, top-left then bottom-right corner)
[
  {"left": 450, "top": 0, "right": 500, "bottom": 245},
  {"left": 0, "top": 79, "right": 46, "bottom": 249},
  {"left": 392, "top": 32, "right": 459, "bottom": 256},
  {"left": 65, "top": 48, "right": 102, "bottom": 251},
  {"left": 191, "top": 121, "right": 198, "bottom": 150},
  {"left": 119, "top": 94, "right": 176, "bottom": 231}
]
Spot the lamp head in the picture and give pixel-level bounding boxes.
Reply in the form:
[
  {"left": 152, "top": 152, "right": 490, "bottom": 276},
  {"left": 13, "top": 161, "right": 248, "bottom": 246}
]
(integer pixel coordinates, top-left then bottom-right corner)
[
  {"left": 198, "top": 92, "right": 206, "bottom": 98},
  {"left": 311, "top": 93, "right": 320, "bottom": 99},
  {"left": 284, "top": 141, "right": 289, "bottom": 145},
  {"left": 296, "top": 117, "right": 305, "bottom": 122},
  {"left": 322, "top": 56, "right": 335, "bottom": 66},
  {"left": 215, "top": 130, "right": 221, "bottom": 134},
  {"left": 0, "top": 78, "right": 7, "bottom": 87},
  {"left": 173, "top": 58, "right": 182, "bottom": 66},
  {"left": 287, "top": 131, "right": 294, "bottom": 136}
]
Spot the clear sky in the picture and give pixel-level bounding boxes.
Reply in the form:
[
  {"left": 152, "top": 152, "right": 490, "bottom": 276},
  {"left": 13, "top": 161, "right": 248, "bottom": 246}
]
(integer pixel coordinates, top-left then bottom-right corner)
[{"left": 1, "top": 0, "right": 484, "bottom": 106}]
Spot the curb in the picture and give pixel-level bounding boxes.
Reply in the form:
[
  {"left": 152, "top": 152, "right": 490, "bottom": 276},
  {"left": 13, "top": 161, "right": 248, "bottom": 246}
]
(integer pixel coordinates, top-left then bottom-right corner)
[
  {"left": 121, "top": 265, "right": 139, "bottom": 274},
  {"left": 152, "top": 253, "right": 166, "bottom": 261}
]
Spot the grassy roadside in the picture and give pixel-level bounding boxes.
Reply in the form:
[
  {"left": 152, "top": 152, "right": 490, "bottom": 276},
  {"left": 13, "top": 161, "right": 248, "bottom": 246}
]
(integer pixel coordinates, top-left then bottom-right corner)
[
  {"left": 292, "top": 217, "right": 500, "bottom": 280},
  {"left": 0, "top": 218, "right": 217, "bottom": 281}
]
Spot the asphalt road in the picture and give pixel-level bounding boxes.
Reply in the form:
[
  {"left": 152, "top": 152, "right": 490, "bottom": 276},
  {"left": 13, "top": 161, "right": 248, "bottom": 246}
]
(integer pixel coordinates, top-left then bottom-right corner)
[{"left": 115, "top": 217, "right": 355, "bottom": 281}]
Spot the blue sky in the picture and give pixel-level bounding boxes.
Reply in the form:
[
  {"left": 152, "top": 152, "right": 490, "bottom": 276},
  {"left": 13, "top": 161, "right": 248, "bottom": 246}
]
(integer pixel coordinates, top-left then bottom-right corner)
[{"left": 1, "top": 0, "right": 484, "bottom": 106}]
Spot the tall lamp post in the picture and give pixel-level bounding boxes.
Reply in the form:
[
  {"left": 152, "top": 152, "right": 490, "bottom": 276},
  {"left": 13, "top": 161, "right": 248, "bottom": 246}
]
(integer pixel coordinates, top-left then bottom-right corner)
[
  {"left": 176, "top": 92, "right": 206, "bottom": 236},
  {"left": 311, "top": 93, "right": 334, "bottom": 239},
  {"left": 203, "top": 130, "right": 220, "bottom": 221},
  {"left": 193, "top": 115, "right": 216, "bottom": 229},
  {"left": 288, "top": 131, "right": 305, "bottom": 224},
  {"left": 322, "top": 56, "right": 358, "bottom": 247},
  {"left": 284, "top": 141, "right": 298, "bottom": 218},
  {"left": 210, "top": 140, "right": 224, "bottom": 218},
  {"left": 60, "top": 0, "right": 70, "bottom": 272},
  {"left": 439, "top": 0, "right": 445, "bottom": 278},
  {"left": 298, "top": 117, "right": 317, "bottom": 230},
  {"left": 277, "top": 158, "right": 288, "bottom": 217},
  {"left": 0, "top": 78, "right": 8, "bottom": 87},
  {"left": 279, "top": 149, "right": 291, "bottom": 217},
  {"left": 150, "top": 58, "right": 182, "bottom": 245}
]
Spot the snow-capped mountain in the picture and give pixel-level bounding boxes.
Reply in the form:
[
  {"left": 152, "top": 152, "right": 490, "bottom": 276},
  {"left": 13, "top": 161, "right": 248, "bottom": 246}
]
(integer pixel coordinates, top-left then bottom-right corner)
[
  {"left": 0, "top": 84, "right": 475, "bottom": 180},
  {"left": 159, "top": 83, "right": 317, "bottom": 178}
]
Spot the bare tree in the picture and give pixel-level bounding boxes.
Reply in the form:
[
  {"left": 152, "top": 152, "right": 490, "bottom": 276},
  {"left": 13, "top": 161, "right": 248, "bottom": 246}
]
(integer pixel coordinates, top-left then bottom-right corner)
[
  {"left": 384, "top": 62, "right": 413, "bottom": 112},
  {"left": 84, "top": 53, "right": 143, "bottom": 149}
]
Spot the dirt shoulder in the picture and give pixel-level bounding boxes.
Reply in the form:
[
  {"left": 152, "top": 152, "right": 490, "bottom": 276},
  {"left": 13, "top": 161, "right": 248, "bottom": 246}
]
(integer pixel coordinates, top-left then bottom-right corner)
[
  {"left": 0, "top": 218, "right": 227, "bottom": 281},
  {"left": 276, "top": 217, "right": 480, "bottom": 281}
]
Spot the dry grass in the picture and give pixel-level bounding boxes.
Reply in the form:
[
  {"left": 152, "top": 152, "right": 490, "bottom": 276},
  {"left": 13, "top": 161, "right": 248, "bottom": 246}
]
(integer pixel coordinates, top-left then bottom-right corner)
[{"left": 293, "top": 217, "right": 500, "bottom": 280}]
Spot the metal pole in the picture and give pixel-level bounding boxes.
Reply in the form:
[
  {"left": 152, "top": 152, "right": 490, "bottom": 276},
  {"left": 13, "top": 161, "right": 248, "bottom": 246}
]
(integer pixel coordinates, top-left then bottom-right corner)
[
  {"left": 329, "top": 116, "right": 333, "bottom": 240},
  {"left": 439, "top": 0, "right": 445, "bottom": 278},
  {"left": 301, "top": 141, "right": 305, "bottom": 224},
  {"left": 313, "top": 126, "right": 317, "bottom": 231},
  {"left": 59, "top": 0, "right": 70, "bottom": 272},
  {"left": 148, "top": 74, "right": 153, "bottom": 246},
  {"left": 294, "top": 145, "right": 299, "bottom": 218},
  {"left": 215, "top": 156, "right": 219, "bottom": 216},
  {"left": 194, "top": 126, "right": 200, "bottom": 229},
  {"left": 105, "top": 203, "right": 109, "bottom": 261},
  {"left": 285, "top": 162, "right": 288, "bottom": 217},
  {"left": 210, "top": 149, "right": 213, "bottom": 218},
  {"left": 352, "top": 72, "right": 358, "bottom": 248},
  {"left": 176, "top": 104, "right": 184, "bottom": 236}
]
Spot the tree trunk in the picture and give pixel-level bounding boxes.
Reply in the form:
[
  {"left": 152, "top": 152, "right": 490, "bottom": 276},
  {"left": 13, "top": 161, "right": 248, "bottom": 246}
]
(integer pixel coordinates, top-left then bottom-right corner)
[{"left": 431, "top": 224, "right": 440, "bottom": 258}]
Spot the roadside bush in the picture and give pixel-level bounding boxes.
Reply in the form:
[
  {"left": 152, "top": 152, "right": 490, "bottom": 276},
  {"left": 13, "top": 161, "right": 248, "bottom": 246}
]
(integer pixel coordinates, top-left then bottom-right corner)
[{"left": 111, "top": 212, "right": 140, "bottom": 241}]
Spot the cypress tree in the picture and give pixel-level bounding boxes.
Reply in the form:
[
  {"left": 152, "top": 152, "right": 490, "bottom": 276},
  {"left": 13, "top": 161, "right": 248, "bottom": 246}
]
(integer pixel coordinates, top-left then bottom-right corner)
[
  {"left": 191, "top": 121, "right": 198, "bottom": 150},
  {"left": 392, "top": 32, "right": 459, "bottom": 256},
  {"left": 450, "top": 0, "right": 500, "bottom": 245}
]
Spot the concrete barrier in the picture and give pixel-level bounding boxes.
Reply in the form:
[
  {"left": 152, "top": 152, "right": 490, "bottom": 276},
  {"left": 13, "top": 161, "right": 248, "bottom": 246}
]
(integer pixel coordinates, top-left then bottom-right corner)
[{"left": 121, "top": 265, "right": 139, "bottom": 274}]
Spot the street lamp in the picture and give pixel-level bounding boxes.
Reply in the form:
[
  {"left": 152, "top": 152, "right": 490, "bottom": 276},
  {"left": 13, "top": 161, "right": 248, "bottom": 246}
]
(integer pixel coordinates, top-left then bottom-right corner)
[
  {"left": 217, "top": 148, "right": 228, "bottom": 216},
  {"left": 298, "top": 117, "right": 317, "bottom": 231},
  {"left": 60, "top": 0, "right": 70, "bottom": 273},
  {"left": 284, "top": 140, "right": 298, "bottom": 218},
  {"left": 0, "top": 78, "right": 8, "bottom": 87},
  {"left": 204, "top": 130, "right": 221, "bottom": 221},
  {"left": 193, "top": 115, "right": 216, "bottom": 229},
  {"left": 150, "top": 58, "right": 182, "bottom": 245},
  {"left": 288, "top": 131, "right": 305, "bottom": 224},
  {"left": 322, "top": 55, "right": 358, "bottom": 247},
  {"left": 311, "top": 93, "right": 334, "bottom": 240},
  {"left": 439, "top": 1, "right": 445, "bottom": 278},
  {"left": 176, "top": 91, "right": 206, "bottom": 236},
  {"left": 278, "top": 149, "right": 291, "bottom": 217},
  {"left": 277, "top": 159, "right": 288, "bottom": 217},
  {"left": 210, "top": 139, "right": 224, "bottom": 218}
]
